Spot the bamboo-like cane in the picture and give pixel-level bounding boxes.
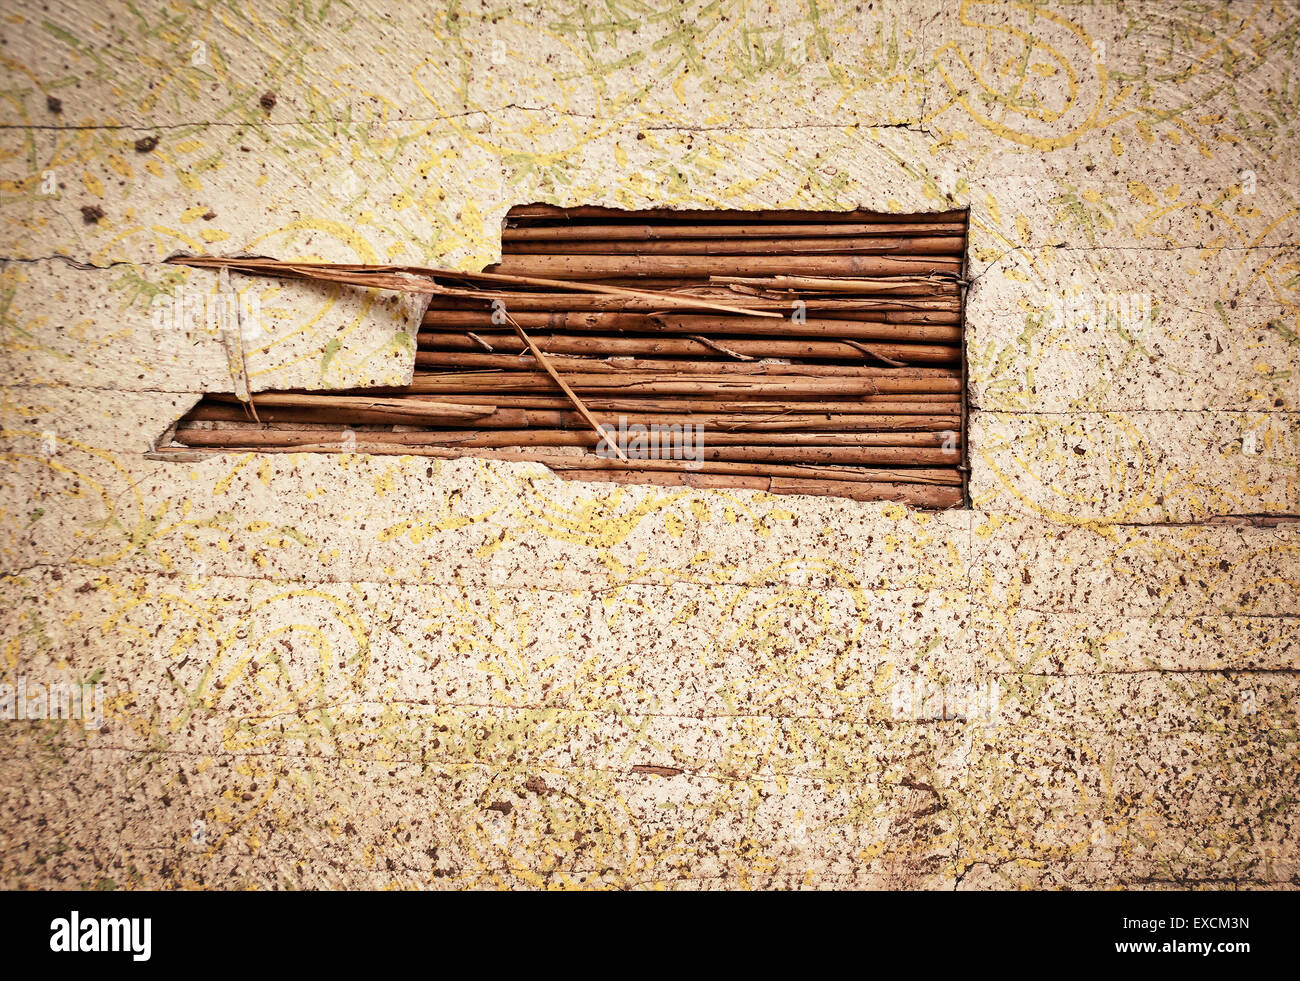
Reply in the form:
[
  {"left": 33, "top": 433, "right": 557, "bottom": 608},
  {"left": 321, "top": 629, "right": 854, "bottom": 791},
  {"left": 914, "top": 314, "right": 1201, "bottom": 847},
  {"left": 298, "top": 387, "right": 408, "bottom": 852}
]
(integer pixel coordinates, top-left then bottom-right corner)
[
  {"left": 423, "top": 310, "right": 962, "bottom": 341},
  {"left": 502, "top": 222, "right": 966, "bottom": 241},
  {"left": 391, "top": 369, "right": 959, "bottom": 396},
  {"left": 410, "top": 353, "right": 961, "bottom": 378},
  {"left": 168, "top": 256, "right": 783, "bottom": 318},
  {"left": 503, "top": 236, "right": 965, "bottom": 255},
  {"left": 174, "top": 426, "right": 959, "bottom": 465},
  {"left": 392, "top": 393, "right": 961, "bottom": 414},
  {"left": 241, "top": 393, "right": 497, "bottom": 420},
  {"left": 155, "top": 441, "right": 962, "bottom": 507},
  {"left": 710, "top": 274, "right": 965, "bottom": 293},
  {"left": 416, "top": 331, "right": 960, "bottom": 364},
  {"left": 487, "top": 254, "right": 962, "bottom": 279},
  {"left": 423, "top": 292, "right": 960, "bottom": 311},
  {"left": 175, "top": 425, "right": 956, "bottom": 449},
  {"left": 157, "top": 441, "right": 960, "bottom": 484},
  {"left": 187, "top": 403, "right": 961, "bottom": 432},
  {"left": 504, "top": 204, "right": 966, "bottom": 223}
]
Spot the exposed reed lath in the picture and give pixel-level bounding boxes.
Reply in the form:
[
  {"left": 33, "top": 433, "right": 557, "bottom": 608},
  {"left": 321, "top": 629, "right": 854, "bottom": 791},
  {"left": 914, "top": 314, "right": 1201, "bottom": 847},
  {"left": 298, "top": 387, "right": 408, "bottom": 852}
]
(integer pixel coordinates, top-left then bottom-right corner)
[{"left": 161, "top": 205, "right": 968, "bottom": 508}]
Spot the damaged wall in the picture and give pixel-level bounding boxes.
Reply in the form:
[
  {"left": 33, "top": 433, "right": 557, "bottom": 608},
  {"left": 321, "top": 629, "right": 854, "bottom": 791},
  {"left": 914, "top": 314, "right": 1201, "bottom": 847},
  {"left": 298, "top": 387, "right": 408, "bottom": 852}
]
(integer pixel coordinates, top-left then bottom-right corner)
[{"left": 0, "top": 0, "right": 1297, "bottom": 888}]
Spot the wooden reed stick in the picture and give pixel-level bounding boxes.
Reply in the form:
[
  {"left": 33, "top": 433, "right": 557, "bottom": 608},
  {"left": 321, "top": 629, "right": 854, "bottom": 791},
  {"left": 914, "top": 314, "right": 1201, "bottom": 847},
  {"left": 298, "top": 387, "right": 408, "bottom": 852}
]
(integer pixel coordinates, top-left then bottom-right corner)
[
  {"left": 168, "top": 256, "right": 783, "bottom": 319},
  {"left": 504, "top": 204, "right": 967, "bottom": 223},
  {"left": 416, "top": 331, "right": 960, "bottom": 364},
  {"left": 487, "top": 254, "right": 962, "bottom": 279},
  {"left": 411, "top": 353, "right": 960, "bottom": 378},
  {"left": 711, "top": 274, "right": 960, "bottom": 293},
  {"left": 242, "top": 393, "right": 497, "bottom": 420},
  {"left": 503, "top": 236, "right": 965, "bottom": 255},
  {"left": 175, "top": 426, "right": 955, "bottom": 449},
  {"left": 155, "top": 442, "right": 962, "bottom": 507},
  {"left": 174, "top": 427, "right": 958, "bottom": 465},
  {"left": 391, "top": 370, "right": 958, "bottom": 396},
  {"left": 503, "top": 310, "right": 628, "bottom": 462},
  {"left": 423, "top": 310, "right": 962, "bottom": 342},
  {"left": 187, "top": 403, "right": 960, "bottom": 432},
  {"left": 502, "top": 222, "right": 966, "bottom": 241},
  {"left": 157, "top": 440, "right": 959, "bottom": 485},
  {"left": 423, "top": 292, "right": 960, "bottom": 311},
  {"left": 466, "top": 276, "right": 943, "bottom": 293},
  {"left": 393, "top": 394, "right": 961, "bottom": 415}
]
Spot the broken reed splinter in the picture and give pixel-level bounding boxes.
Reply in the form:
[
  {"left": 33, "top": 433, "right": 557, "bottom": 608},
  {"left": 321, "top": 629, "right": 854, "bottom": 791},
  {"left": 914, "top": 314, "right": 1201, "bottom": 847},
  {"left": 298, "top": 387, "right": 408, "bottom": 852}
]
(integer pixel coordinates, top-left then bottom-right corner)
[{"left": 595, "top": 415, "right": 705, "bottom": 468}]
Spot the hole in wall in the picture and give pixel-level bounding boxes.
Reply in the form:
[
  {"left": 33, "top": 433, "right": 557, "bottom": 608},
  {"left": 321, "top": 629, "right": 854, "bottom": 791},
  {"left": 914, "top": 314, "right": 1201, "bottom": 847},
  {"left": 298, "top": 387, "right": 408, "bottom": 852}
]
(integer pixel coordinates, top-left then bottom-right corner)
[{"left": 159, "top": 205, "right": 969, "bottom": 509}]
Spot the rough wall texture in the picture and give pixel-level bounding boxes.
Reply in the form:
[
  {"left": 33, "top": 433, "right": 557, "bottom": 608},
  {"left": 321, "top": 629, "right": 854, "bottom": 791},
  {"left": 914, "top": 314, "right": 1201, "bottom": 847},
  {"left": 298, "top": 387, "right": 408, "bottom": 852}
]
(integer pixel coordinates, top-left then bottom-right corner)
[{"left": 1, "top": 0, "right": 1297, "bottom": 889}]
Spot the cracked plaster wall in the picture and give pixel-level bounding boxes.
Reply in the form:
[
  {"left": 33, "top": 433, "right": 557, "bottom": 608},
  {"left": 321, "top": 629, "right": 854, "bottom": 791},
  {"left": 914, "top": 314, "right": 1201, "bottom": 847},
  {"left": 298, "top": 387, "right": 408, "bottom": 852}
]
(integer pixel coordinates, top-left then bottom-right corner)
[{"left": 0, "top": 0, "right": 1297, "bottom": 889}]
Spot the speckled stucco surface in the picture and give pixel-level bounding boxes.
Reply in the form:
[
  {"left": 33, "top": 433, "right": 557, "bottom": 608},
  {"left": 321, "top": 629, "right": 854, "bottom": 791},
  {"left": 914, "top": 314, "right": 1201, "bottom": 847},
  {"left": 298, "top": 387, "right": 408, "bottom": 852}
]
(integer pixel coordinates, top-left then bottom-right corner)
[{"left": 0, "top": 0, "right": 1297, "bottom": 889}]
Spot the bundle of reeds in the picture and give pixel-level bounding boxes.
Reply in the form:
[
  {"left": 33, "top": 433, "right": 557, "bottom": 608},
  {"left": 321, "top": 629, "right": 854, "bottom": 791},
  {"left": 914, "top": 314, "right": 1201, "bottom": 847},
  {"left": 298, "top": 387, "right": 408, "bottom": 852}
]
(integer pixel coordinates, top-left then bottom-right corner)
[{"left": 164, "top": 205, "right": 967, "bottom": 508}]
